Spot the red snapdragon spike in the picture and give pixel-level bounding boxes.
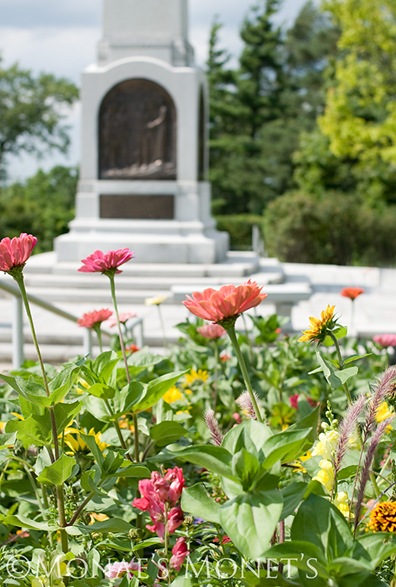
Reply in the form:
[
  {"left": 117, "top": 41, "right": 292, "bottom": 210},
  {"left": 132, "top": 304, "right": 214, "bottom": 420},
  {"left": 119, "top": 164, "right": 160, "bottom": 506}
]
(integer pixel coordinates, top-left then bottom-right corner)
[
  {"left": 196, "top": 323, "right": 226, "bottom": 339},
  {"left": 183, "top": 280, "right": 267, "bottom": 326},
  {"left": 170, "top": 537, "right": 189, "bottom": 570},
  {"left": 78, "top": 248, "right": 134, "bottom": 275},
  {"left": 77, "top": 308, "right": 113, "bottom": 329},
  {"left": 289, "top": 393, "right": 300, "bottom": 409},
  {"left": 0, "top": 233, "right": 37, "bottom": 273},
  {"left": 340, "top": 287, "right": 365, "bottom": 300},
  {"left": 132, "top": 468, "right": 185, "bottom": 539}
]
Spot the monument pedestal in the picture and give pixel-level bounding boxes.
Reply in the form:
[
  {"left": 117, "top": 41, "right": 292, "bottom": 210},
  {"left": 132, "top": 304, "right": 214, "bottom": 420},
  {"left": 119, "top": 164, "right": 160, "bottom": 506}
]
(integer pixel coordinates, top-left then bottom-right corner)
[{"left": 55, "top": 0, "right": 229, "bottom": 264}]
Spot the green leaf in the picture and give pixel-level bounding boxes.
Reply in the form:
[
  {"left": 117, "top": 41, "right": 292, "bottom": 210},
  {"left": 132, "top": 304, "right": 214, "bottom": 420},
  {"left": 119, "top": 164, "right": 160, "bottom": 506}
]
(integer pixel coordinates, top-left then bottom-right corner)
[
  {"left": 85, "top": 382, "right": 116, "bottom": 400},
  {"left": 4, "top": 514, "right": 56, "bottom": 532},
  {"left": 48, "top": 363, "right": 80, "bottom": 405},
  {"left": 108, "top": 464, "right": 150, "bottom": 479},
  {"left": 232, "top": 449, "right": 261, "bottom": 490},
  {"left": 265, "top": 541, "right": 328, "bottom": 579},
  {"left": 222, "top": 419, "right": 273, "bottom": 457},
  {"left": 181, "top": 483, "right": 221, "bottom": 524},
  {"left": 6, "top": 413, "right": 52, "bottom": 447},
  {"left": 76, "top": 517, "right": 133, "bottom": 534},
  {"left": 37, "top": 454, "right": 76, "bottom": 485},
  {"left": 131, "top": 370, "right": 188, "bottom": 412},
  {"left": 150, "top": 421, "right": 187, "bottom": 447},
  {"left": 219, "top": 490, "right": 283, "bottom": 559},
  {"left": 262, "top": 428, "right": 312, "bottom": 469},
  {"left": 54, "top": 400, "right": 83, "bottom": 434},
  {"left": 80, "top": 433, "right": 105, "bottom": 466},
  {"left": 169, "top": 445, "right": 234, "bottom": 479},
  {"left": 280, "top": 482, "right": 308, "bottom": 520},
  {"left": 357, "top": 533, "right": 396, "bottom": 569}
]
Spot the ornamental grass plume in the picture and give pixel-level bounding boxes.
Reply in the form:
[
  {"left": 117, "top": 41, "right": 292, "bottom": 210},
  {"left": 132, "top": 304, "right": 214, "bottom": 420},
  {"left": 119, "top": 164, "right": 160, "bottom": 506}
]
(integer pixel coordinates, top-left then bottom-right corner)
[
  {"left": 298, "top": 305, "right": 337, "bottom": 343},
  {"left": 334, "top": 395, "right": 366, "bottom": 478},
  {"left": 341, "top": 287, "right": 365, "bottom": 300},
  {"left": 184, "top": 281, "right": 266, "bottom": 422},
  {"left": 236, "top": 390, "right": 261, "bottom": 420},
  {"left": 363, "top": 366, "right": 396, "bottom": 441},
  {"left": 204, "top": 409, "right": 224, "bottom": 446}
]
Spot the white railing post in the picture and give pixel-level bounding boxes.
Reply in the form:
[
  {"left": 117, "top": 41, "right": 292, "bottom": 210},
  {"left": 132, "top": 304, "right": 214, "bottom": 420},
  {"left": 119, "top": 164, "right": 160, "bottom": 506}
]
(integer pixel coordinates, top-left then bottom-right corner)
[
  {"left": 83, "top": 328, "right": 93, "bottom": 357},
  {"left": 12, "top": 295, "right": 24, "bottom": 369}
]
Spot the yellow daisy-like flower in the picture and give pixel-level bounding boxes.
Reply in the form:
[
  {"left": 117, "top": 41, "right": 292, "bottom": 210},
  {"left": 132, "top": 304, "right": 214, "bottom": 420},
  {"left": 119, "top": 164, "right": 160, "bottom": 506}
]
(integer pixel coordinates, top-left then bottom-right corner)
[
  {"left": 163, "top": 386, "right": 184, "bottom": 403},
  {"left": 63, "top": 428, "right": 107, "bottom": 453},
  {"left": 298, "top": 305, "right": 336, "bottom": 343},
  {"left": 375, "top": 401, "right": 394, "bottom": 424},
  {"left": 184, "top": 369, "right": 209, "bottom": 386},
  {"left": 368, "top": 501, "right": 396, "bottom": 533}
]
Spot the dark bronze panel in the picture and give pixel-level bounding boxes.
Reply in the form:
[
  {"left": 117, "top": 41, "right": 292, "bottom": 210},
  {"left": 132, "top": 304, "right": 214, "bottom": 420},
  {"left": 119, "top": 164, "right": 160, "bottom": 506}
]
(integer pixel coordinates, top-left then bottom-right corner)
[
  {"left": 99, "top": 79, "right": 177, "bottom": 180},
  {"left": 100, "top": 194, "right": 174, "bottom": 219}
]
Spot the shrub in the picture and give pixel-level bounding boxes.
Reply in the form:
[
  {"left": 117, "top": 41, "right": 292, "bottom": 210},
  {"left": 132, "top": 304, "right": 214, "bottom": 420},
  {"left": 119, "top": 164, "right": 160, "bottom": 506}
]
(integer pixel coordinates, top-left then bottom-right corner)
[{"left": 215, "top": 214, "right": 264, "bottom": 250}]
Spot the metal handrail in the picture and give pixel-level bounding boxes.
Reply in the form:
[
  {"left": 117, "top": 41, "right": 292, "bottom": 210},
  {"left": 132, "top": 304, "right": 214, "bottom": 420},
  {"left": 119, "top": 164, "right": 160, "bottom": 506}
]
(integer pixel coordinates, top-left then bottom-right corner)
[{"left": 0, "top": 277, "right": 144, "bottom": 369}]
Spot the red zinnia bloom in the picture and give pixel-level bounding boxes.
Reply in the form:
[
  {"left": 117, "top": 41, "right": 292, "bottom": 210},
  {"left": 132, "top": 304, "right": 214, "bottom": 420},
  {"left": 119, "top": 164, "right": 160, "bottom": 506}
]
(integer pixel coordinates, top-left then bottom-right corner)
[
  {"left": 77, "top": 308, "right": 113, "bottom": 329},
  {"left": 197, "top": 324, "right": 226, "bottom": 339},
  {"left": 78, "top": 248, "right": 134, "bottom": 275},
  {"left": 341, "top": 287, "right": 364, "bottom": 301},
  {"left": 183, "top": 280, "right": 267, "bottom": 326},
  {"left": 0, "top": 233, "right": 37, "bottom": 273}
]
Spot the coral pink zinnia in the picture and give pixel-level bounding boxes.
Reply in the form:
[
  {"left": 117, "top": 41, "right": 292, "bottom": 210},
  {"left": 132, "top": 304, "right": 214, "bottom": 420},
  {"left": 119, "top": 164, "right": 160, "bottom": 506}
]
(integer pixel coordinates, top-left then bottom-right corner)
[
  {"left": 341, "top": 287, "right": 364, "bottom": 301},
  {"left": 77, "top": 308, "right": 113, "bottom": 329},
  {"left": 373, "top": 334, "right": 396, "bottom": 348},
  {"left": 183, "top": 280, "right": 267, "bottom": 327},
  {"left": 0, "top": 233, "right": 37, "bottom": 274},
  {"left": 78, "top": 248, "right": 134, "bottom": 275}
]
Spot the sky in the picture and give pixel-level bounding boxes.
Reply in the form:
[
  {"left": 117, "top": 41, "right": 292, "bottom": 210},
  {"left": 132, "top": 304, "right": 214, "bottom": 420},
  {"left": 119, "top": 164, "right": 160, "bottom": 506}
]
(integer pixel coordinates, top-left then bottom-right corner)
[{"left": 1, "top": 0, "right": 308, "bottom": 181}]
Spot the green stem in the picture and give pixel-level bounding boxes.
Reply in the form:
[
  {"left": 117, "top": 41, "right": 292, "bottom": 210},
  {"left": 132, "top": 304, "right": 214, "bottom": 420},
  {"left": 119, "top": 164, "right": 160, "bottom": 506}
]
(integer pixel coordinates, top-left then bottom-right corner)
[
  {"left": 226, "top": 325, "right": 264, "bottom": 423},
  {"left": 328, "top": 331, "right": 353, "bottom": 405},
  {"left": 68, "top": 490, "right": 96, "bottom": 526},
  {"left": 12, "top": 272, "right": 69, "bottom": 553},
  {"left": 108, "top": 275, "right": 140, "bottom": 462},
  {"left": 93, "top": 325, "right": 103, "bottom": 353}
]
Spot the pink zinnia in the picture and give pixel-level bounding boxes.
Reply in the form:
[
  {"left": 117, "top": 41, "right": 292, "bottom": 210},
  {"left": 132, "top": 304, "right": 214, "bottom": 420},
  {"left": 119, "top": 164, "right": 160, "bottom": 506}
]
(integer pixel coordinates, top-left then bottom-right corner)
[
  {"left": 341, "top": 287, "right": 364, "bottom": 301},
  {"left": 0, "top": 233, "right": 37, "bottom": 273},
  {"left": 170, "top": 537, "right": 189, "bottom": 570},
  {"left": 78, "top": 248, "right": 134, "bottom": 275},
  {"left": 107, "top": 311, "right": 137, "bottom": 328},
  {"left": 77, "top": 308, "right": 113, "bottom": 329},
  {"left": 183, "top": 280, "right": 267, "bottom": 326},
  {"left": 373, "top": 334, "right": 396, "bottom": 348},
  {"left": 197, "top": 324, "right": 226, "bottom": 339}
]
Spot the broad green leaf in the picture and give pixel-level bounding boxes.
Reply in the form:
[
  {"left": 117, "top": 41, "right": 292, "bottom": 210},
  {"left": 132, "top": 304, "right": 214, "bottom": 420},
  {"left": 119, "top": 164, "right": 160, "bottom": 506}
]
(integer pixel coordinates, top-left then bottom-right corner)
[
  {"left": 232, "top": 449, "right": 261, "bottom": 490},
  {"left": 4, "top": 514, "right": 56, "bottom": 532},
  {"left": 37, "top": 454, "right": 76, "bottom": 485},
  {"left": 150, "top": 421, "right": 187, "bottom": 447},
  {"left": 265, "top": 541, "right": 328, "bottom": 579},
  {"left": 280, "top": 482, "right": 308, "bottom": 520},
  {"left": 80, "top": 433, "right": 105, "bottom": 466},
  {"left": 85, "top": 382, "right": 115, "bottom": 400},
  {"left": 219, "top": 490, "right": 283, "bottom": 559},
  {"left": 262, "top": 428, "right": 312, "bottom": 469},
  {"left": 53, "top": 400, "right": 83, "bottom": 434},
  {"left": 112, "top": 381, "right": 145, "bottom": 417},
  {"left": 5, "top": 413, "right": 52, "bottom": 447},
  {"left": 131, "top": 370, "right": 187, "bottom": 412},
  {"left": 170, "top": 445, "right": 235, "bottom": 479},
  {"left": 357, "top": 533, "right": 396, "bottom": 569},
  {"left": 48, "top": 363, "right": 80, "bottom": 405},
  {"left": 222, "top": 419, "right": 273, "bottom": 457},
  {"left": 170, "top": 578, "right": 193, "bottom": 587},
  {"left": 76, "top": 517, "right": 133, "bottom": 534},
  {"left": 107, "top": 464, "right": 150, "bottom": 479},
  {"left": 181, "top": 483, "right": 221, "bottom": 524}
]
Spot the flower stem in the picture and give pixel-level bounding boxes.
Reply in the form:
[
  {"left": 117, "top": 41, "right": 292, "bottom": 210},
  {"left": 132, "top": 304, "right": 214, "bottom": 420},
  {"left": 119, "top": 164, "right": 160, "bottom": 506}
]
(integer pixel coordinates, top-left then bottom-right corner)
[
  {"left": 108, "top": 275, "right": 140, "bottom": 462},
  {"left": 226, "top": 325, "right": 264, "bottom": 423},
  {"left": 328, "top": 331, "right": 353, "bottom": 405},
  {"left": 12, "top": 272, "right": 69, "bottom": 554}
]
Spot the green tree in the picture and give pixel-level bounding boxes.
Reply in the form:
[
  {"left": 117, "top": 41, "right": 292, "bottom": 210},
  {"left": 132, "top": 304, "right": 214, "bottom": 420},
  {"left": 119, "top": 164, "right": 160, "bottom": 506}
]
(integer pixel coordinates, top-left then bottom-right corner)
[
  {"left": 0, "top": 165, "right": 78, "bottom": 252},
  {"left": 0, "top": 58, "right": 78, "bottom": 180},
  {"left": 316, "top": 0, "right": 396, "bottom": 204}
]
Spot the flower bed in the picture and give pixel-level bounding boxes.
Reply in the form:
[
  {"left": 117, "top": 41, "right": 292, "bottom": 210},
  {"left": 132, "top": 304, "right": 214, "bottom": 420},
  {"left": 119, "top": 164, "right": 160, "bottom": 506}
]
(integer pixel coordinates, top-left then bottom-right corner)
[{"left": 1, "top": 234, "right": 396, "bottom": 586}]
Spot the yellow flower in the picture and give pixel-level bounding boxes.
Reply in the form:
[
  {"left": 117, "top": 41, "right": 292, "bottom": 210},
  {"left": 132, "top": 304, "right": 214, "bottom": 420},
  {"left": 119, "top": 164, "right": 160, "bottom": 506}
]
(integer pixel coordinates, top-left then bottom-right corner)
[
  {"left": 63, "top": 428, "right": 107, "bottom": 453},
  {"left": 334, "top": 491, "right": 351, "bottom": 519},
  {"left": 163, "top": 386, "right": 183, "bottom": 403},
  {"left": 313, "top": 459, "right": 334, "bottom": 492},
  {"left": 368, "top": 501, "right": 396, "bottom": 533},
  {"left": 312, "top": 429, "right": 340, "bottom": 460},
  {"left": 184, "top": 369, "right": 209, "bottom": 386},
  {"left": 89, "top": 512, "right": 109, "bottom": 524},
  {"left": 375, "top": 401, "right": 394, "bottom": 423},
  {"left": 145, "top": 295, "right": 168, "bottom": 306},
  {"left": 298, "top": 305, "right": 336, "bottom": 343}
]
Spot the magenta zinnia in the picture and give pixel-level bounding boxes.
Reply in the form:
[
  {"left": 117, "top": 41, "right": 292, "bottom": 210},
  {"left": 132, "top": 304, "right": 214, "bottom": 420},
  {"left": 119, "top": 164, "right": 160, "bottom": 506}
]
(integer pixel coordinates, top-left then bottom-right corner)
[
  {"left": 78, "top": 248, "right": 134, "bottom": 275},
  {"left": 0, "top": 233, "right": 37, "bottom": 274},
  {"left": 183, "top": 280, "right": 267, "bottom": 327}
]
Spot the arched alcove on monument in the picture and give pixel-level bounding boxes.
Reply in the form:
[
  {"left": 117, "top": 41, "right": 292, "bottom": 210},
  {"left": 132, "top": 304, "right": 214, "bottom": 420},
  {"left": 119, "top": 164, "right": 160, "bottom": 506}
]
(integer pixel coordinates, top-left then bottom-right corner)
[{"left": 99, "top": 79, "right": 177, "bottom": 181}]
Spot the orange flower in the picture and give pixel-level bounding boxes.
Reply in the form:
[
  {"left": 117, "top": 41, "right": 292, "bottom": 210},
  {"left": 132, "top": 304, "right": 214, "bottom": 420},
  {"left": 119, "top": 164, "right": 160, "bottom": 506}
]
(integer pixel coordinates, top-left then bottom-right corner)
[
  {"left": 298, "top": 305, "right": 336, "bottom": 343},
  {"left": 341, "top": 287, "right": 364, "bottom": 301},
  {"left": 183, "top": 280, "right": 267, "bottom": 327},
  {"left": 368, "top": 501, "right": 396, "bottom": 533}
]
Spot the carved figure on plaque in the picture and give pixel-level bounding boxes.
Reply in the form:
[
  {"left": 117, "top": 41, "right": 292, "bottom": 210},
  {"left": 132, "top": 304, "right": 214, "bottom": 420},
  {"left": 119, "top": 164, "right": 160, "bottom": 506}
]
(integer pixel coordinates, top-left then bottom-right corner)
[{"left": 99, "top": 79, "right": 177, "bottom": 180}]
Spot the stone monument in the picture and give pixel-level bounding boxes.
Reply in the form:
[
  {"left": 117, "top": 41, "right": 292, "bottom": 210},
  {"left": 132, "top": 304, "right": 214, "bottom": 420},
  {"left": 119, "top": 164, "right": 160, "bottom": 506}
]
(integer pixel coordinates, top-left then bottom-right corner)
[{"left": 55, "top": 0, "right": 229, "bottom": 264}]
